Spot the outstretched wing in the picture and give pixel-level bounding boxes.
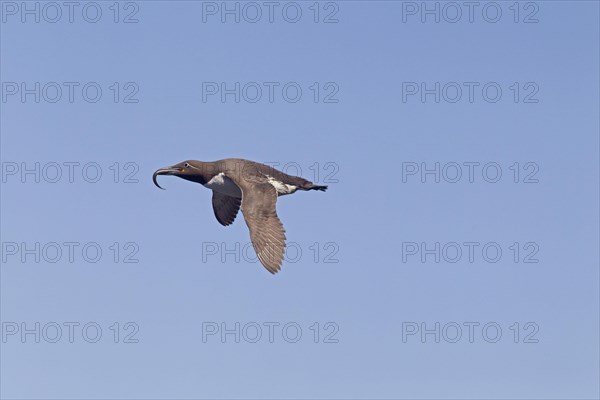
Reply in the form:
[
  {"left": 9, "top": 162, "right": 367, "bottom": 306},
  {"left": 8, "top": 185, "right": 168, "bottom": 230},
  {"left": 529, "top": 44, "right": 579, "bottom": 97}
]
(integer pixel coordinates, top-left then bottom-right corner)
[
  {"left": 212, "top": 191, "right": 242, "bottom": 226},
  {"left": 238, "top": 182, "right": 286, "bottom": 274}
]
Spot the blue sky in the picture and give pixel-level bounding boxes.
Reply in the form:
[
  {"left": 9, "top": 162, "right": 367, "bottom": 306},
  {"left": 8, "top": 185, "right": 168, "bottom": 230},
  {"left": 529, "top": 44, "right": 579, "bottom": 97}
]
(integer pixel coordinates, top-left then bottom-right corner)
[{"left": 1, "top": 1, "right": 599, "bottom": 399}]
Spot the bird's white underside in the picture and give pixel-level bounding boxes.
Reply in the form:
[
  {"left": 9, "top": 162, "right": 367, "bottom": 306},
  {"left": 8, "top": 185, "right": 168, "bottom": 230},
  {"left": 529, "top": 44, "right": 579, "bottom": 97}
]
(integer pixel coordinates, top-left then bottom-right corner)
[
  {"left": 204, "top": 173, "right": 242, "bottom": 197},
  {"left": 267, "top": 176, "right": 298, "bottom": 196},
  {"left": 204, "top": 172, "right": 297, "bottom": 197}
]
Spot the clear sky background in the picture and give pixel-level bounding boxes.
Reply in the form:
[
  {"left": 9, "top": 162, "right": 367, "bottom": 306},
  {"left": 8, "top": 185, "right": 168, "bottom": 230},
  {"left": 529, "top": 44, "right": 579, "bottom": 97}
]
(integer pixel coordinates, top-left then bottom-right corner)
[{"left": 1, "top": 1, "right": 599, "bottom": 399}]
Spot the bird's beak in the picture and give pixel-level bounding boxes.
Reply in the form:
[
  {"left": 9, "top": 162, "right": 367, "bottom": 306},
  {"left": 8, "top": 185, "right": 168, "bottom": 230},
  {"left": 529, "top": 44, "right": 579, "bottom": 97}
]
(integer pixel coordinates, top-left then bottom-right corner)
[{"left": 153, "top": 167, "right": 181, "bottom": 190}]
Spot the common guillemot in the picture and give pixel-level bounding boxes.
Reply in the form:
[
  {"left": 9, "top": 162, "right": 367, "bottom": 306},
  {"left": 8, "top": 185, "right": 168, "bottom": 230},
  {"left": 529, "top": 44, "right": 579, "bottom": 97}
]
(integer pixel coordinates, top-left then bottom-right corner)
[{"left": 153, "top": 158, "right": 328, "bottom": 274}]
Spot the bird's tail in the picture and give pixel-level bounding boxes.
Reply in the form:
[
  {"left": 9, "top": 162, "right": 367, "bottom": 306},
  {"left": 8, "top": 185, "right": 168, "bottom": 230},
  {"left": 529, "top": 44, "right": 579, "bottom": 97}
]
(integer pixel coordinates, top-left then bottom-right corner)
[{"left": 303, "top": 183, "right": 328, "bottom": 192}]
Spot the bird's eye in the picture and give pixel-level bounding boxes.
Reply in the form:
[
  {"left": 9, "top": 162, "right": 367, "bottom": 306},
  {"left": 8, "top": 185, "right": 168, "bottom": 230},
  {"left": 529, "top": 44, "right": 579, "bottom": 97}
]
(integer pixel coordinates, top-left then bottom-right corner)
[{"left": 184, "top": 163, "right": 190, "bottom": 168}]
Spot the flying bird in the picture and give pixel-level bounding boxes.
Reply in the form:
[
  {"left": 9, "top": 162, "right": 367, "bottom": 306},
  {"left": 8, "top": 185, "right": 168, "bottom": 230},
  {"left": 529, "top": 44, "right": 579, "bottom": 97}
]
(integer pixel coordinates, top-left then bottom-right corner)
[{"left": 153, "top": 158, "right": 328, "bottom": 274}]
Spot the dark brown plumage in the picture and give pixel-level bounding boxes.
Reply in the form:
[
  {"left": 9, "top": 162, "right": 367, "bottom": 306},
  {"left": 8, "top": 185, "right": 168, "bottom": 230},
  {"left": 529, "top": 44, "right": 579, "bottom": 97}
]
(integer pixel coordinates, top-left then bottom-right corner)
[{"left": 153, "top": 158, "right": 327, "bottom": 274}]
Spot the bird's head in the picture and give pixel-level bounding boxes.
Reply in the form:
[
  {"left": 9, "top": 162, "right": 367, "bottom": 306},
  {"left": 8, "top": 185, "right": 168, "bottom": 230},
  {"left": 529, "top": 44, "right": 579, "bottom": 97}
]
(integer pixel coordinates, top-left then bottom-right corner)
[{"left": 153, "top": 160, "right": 208, "bottom": 189}]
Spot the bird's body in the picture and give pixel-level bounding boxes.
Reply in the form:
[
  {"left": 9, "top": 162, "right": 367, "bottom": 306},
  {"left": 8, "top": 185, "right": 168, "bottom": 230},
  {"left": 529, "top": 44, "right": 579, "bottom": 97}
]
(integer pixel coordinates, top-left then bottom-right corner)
[
  {"left": 153, "top": 158, "right": 327, "bottom": 274},
  {"left": 200, "top": 160, "right": 307, "bottom": 198}
]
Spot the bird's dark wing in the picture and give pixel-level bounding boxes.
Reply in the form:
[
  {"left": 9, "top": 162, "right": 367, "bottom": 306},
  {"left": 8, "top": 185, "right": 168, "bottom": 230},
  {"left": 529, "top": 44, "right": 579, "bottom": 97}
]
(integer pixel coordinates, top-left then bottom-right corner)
[
  {"left": 234, "top": 181, "right": 286, "bottom": 274},
  {"left": 212, "top": 191, "right": 242, "bottom": 226}
]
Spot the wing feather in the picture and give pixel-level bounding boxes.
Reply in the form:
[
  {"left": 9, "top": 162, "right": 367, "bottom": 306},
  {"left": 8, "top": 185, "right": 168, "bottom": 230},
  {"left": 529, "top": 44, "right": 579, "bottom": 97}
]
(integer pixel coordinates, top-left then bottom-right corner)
[
  {"left": 211, "top": 191, "right": 241, "bottom": 226},
  {"left": 223, "top": 165, "right": 287, "bottom": 274}
]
